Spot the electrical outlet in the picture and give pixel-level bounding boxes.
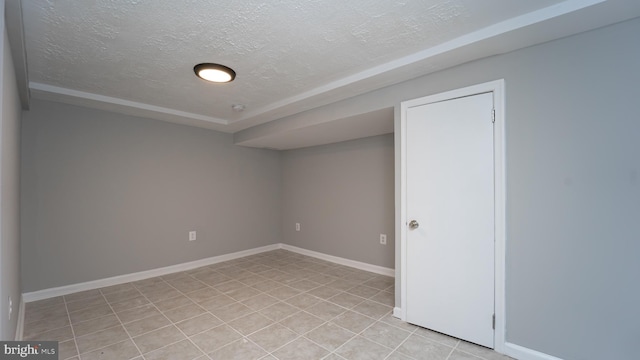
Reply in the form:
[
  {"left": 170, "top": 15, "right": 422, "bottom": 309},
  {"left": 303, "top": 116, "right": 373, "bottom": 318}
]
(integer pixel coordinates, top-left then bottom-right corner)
[
  {"left": 189, "top": 231, "right": 197, "bottom": 241},
  {"left": 380, "top": 234, "right": 387, "bottom": 245},
  {"left": 295, "top": 223, "right": 301, "bottom": 232}
]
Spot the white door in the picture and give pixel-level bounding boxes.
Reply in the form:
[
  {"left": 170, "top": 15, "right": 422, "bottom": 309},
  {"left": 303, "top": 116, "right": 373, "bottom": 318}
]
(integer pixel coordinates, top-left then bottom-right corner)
[{"left": 405, "top": 92, "right": 495, "bottom": 348}]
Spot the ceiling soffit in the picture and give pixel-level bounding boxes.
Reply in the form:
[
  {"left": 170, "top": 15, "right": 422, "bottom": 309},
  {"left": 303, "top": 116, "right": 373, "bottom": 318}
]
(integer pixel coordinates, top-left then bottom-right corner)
[{"left": 15, "top": 0, "right": 640, "bottom": 147}]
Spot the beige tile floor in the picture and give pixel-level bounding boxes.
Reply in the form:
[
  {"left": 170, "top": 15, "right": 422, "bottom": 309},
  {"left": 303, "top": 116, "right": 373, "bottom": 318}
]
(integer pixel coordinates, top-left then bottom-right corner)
[{"left": 23, "top": 249, "right": 512, "bottom": 360}]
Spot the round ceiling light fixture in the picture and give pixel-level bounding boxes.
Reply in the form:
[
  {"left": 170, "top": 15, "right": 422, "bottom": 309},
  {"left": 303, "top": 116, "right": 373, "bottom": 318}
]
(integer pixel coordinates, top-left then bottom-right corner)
[{"left": 194, "top": 63, "right": 236, "bottom": 83}]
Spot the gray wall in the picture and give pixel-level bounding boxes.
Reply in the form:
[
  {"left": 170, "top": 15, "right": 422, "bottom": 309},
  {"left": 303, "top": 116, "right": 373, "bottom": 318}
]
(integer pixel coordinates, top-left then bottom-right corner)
[
  {"left": 15, "top": 14, "right": 640, "bottom": 359},
  {"left": 282, "top": 135, "right": 394, "bottom": 269},
  {"left": 21, "top": 99, "right": 282, "bottom": 292},
  {"left": 0, "top": 15, "right": 22, "bottom": 339},
  {"left": 389, "top": 19, "right": 639, "bottom": 360}
]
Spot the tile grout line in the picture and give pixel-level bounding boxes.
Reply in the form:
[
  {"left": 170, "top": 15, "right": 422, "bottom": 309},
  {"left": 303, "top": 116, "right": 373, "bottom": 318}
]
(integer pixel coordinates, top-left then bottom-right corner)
[
  {"left": 253, "top": 252, "right": 393, "bottom": 358},
  {"left": 383, "top": 327, "right": 417, "bottom": 360},
  {"left": 272, "top": 256, "right": 391, "bottom": 359},
  {"left": 443, "top": 343, "right": 457, "bottom": 360},
  {"left": 268, "top": 281, "right": 389, "bottom": 358},
  {"left": 333, "top": 310, "right": 402, "bottom": 359},
  {"left": 62, "top": 295, "right": 82, "bottom": 360},
  {"left": 207, "top": 257, "right": 320, "bottom": 358},
  {"left": 181, "top": 258, "right": 328, "bottom": 357},
  {"left": 213, "top": 256, "right": 342, "bottom": 358},
  {"left": 160, "top": 257, "right": 318, "bottom": 357},
  {"left": 450, "top": 339, "right": 461, "bottom": 360},
  {"left": 25, "top": 250, "right": 401, "bottom": 360},
  {"left": 132, "top": 276, "right": 218, "bottom": 359},
  {"left": 190, "top": 262, "right": 300, "bottom": 359},
  {"left": 306, "top": 315, "right": 357, "bottom": 357},
  {"left": 202, "top": 258, "right": 291, "bottom": 358},
  {"left": 266, "top": 309, "right": 331, "bottom": 357},
  {"left": 100, "top": 287, "right": 149, "bottom": 360},
  {"left": 178, "top": 263, "right": 296, "bottom": 358},
  {"left": 65, "top": 291, "right": 135, "bottom": 358},
  {"left": 21, "top": 301, "right": 67, "bottom": 341},
  {"left": 107, "top": 281, "right": 209, "bottom": 358}
]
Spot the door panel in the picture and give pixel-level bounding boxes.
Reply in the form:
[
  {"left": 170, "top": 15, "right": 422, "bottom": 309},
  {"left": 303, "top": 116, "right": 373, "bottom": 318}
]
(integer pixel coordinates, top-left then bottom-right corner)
[{"left": 405, "top": 92, "right": 495, "bottom": 348}]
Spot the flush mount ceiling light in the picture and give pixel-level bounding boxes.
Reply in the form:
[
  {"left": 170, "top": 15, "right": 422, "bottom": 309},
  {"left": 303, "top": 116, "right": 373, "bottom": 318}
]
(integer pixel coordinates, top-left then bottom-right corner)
[{"left": 194, "top": 63, "right": 236, "bottom": 83}]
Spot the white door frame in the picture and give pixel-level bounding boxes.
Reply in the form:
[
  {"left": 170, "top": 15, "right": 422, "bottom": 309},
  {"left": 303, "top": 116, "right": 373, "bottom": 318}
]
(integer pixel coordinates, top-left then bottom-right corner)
[{"left": 398, "top": 79, "right": 506, "bottom": 353}]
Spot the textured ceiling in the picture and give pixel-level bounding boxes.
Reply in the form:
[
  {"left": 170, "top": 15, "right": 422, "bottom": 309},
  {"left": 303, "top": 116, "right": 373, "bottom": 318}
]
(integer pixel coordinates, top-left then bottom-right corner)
[
  {"left": 18, "top": 0, "right": 640, "bottom": 147},
  {"left": 21, "top": 1, "right": 561, "bottom": 121}
]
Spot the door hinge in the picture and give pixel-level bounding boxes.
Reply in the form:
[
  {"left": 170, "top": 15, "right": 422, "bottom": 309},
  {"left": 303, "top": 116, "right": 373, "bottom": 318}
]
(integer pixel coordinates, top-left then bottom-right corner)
[
  {"left": 492, "top": 314, "right": 495, "bottom": 329},
  {"left": 491, "top": 109, "right": 496, "bottom": 123}
]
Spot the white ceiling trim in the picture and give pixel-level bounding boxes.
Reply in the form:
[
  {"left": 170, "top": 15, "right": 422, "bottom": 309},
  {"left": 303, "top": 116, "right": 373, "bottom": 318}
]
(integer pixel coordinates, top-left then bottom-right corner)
[
  {"left": 30, "top": 82, "right": 229, "bottom": 127},
  {"left": 26, "top": 0, "right": 604, "bottom": 135},
  {"left": 232, "top": 0, "right": 605, "bottom": 129}
]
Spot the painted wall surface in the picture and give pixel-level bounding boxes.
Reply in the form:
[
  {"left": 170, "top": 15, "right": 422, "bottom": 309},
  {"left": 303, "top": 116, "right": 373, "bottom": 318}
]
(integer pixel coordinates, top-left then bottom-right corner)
[
  {"left": 387, "top": 19, "right": 639, "bottom": 360},
  {"left": 15, "top": 14, "right": 640, "bottom": 360},
  {"left": 0, "top": 13, "right": 23, "bottom": 339},
  {"left": 282, "top": 135, "right": 394, "bottom": 269},
  {"left": 21, "top": 99, "right": 282, "bottom": 292}
]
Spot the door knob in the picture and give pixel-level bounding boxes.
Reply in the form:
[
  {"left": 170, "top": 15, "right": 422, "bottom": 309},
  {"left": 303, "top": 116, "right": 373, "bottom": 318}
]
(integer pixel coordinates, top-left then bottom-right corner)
[{"left": 409, "top": 220, "right": 419, "bottom": 229}]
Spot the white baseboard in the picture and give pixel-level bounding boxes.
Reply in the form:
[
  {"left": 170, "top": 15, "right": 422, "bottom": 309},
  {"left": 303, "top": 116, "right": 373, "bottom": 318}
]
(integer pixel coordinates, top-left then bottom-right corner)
[
  {"left": 390, "top": 311, "right": 562, "bottom": 360},
  {"left": 18, "top": 243, "right": 562, "bottom": 360},
  {"left": 503, "top": 342, "right": 564, "bottom": 360},
  {"left": 280, "top": 244, "right": 395, "bottom": 277},
  {"left": 22, "top": 243, "right": 395, "bottom": 303},
  {"left": 393, "top": 307, "right": 404, "bottom": 319},
  {"left": 22, "top": 244, "right": 280, "bottom": 302},
  {"left": 14, "top": 295, "right": 25, "bottom": 340}
]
